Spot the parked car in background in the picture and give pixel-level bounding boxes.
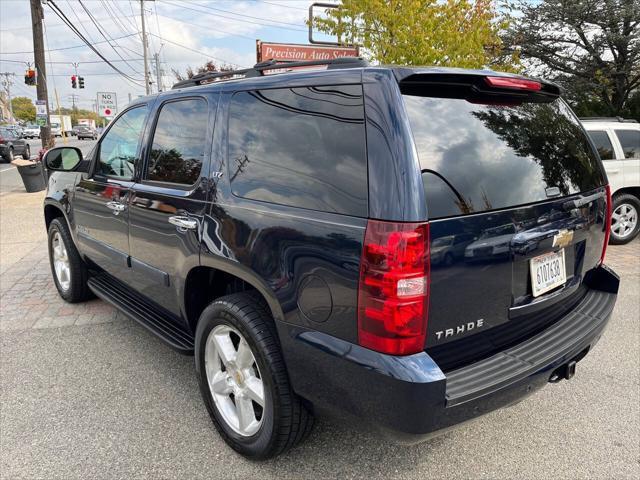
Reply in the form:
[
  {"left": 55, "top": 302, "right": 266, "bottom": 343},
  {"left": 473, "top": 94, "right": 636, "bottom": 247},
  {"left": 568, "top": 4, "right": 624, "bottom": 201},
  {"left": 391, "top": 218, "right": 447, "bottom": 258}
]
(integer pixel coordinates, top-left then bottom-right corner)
[
  {"left": 23, "top": 124, "right": 40, "bottom": 139},
  {"left": 75, "top": 125, "right": 98, "bottom": 140},
  {"left": 583, "top": 118, "right": 640, "bottom": 244},
  {"left": 0, "top": 126, "right": 30, "bottom": 162},
  {"left": 43, "top": 59, "right": 619, "bottom": 459},
  {"left": 431, "top": 233, "right": 475, "bottom": 266}
]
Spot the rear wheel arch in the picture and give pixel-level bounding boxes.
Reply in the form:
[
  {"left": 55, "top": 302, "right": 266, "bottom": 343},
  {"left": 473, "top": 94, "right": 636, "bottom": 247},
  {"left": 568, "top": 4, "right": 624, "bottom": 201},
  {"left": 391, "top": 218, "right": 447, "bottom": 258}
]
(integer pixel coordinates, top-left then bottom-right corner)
[
  {"left": 184, "top": 265, "right": 284, "bottom": 335},
  {"left": 612, "top": 186, "right": 640, "bottom": 201}
]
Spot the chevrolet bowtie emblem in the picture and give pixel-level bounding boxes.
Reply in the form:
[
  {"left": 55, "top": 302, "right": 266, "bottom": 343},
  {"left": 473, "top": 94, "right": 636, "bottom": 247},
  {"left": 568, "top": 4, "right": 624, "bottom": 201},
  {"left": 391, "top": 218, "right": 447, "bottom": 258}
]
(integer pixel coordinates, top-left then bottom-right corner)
[{"left": 553, "top": 229, "right": 574, "bottom": 248}]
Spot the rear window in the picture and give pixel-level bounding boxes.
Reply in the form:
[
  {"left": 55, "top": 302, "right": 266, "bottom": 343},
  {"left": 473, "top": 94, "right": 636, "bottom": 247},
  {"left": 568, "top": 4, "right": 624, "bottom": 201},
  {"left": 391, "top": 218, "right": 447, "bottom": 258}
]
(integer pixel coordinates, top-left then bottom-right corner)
[
  {"left": 228, "top": 85, "right": 367, "bottom": 216},
  {"left": 403, "top": 96, "right": 605, "bottom": 219}
]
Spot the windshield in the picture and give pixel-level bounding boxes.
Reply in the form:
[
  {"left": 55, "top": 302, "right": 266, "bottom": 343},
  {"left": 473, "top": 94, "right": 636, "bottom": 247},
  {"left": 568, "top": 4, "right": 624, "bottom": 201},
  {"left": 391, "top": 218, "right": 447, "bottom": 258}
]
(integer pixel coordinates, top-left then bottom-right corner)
[{"left": 404, "top": 95, "right": 606, "bottom": 220}]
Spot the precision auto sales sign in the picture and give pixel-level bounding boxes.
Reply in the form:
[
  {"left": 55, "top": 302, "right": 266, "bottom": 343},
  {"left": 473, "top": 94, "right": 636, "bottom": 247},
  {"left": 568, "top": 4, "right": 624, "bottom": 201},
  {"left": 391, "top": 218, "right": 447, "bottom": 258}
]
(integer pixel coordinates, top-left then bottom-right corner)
[{"left": 256, "top": 41, "right": 359, "bottom": 64}]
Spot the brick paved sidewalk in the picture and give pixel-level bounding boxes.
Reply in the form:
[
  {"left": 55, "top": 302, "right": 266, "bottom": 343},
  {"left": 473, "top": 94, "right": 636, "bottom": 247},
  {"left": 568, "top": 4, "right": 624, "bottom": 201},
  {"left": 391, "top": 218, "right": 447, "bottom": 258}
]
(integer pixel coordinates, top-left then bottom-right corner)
[{"left": 0, "top": 242, "right": 121, "bottom": 332}]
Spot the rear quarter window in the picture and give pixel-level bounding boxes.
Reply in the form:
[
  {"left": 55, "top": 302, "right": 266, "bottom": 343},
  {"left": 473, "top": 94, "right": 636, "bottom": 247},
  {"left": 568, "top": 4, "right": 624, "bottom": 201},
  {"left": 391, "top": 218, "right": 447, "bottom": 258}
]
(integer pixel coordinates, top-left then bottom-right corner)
[
  {"left": 587, "top": 130, "right": 615, "bottom": 160},
  {"left": 227, "top": 85, "right": 368, "bottom": 216},
  {"left": 403, "top": 96, "right": 605, "bottom": 219}
]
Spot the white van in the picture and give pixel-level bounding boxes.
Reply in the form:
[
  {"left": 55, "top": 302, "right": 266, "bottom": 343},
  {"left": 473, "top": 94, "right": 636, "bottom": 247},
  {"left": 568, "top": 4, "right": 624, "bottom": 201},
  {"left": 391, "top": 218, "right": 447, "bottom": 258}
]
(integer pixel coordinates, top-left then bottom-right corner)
[{"left": 583, "top": 118, "right": 640, "bottom": 244}]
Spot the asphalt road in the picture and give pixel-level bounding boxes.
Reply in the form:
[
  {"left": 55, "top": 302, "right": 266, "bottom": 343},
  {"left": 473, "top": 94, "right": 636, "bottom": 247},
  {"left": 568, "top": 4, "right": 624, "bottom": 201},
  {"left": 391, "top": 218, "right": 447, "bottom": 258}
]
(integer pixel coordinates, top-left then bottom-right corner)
[
  {"left": 0, "top": 216, "right": 638, "bottom": 477},
  {"left": 0, "top": 138, "right": 96, "bottom": 194}
]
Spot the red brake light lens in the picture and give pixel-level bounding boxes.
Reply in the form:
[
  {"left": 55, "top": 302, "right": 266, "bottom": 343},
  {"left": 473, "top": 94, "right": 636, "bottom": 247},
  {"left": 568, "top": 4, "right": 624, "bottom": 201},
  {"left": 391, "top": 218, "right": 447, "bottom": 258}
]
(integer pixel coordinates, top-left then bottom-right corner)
[
  {"left": 358, "top": 220, "right": 430, "bottom": 356},
  {"left": 600, "top": 185, "right": 612, "bottom": 265},
  {"left": 485, "top": 76, "right": 542, "bottom": 92}
]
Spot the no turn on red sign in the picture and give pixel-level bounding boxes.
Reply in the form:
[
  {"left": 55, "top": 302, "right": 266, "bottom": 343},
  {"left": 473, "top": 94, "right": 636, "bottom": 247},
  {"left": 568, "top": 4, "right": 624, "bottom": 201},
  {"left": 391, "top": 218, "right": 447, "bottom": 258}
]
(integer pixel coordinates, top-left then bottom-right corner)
[{"left": 97, "top": 92, "right": 117, "bottom": 118}]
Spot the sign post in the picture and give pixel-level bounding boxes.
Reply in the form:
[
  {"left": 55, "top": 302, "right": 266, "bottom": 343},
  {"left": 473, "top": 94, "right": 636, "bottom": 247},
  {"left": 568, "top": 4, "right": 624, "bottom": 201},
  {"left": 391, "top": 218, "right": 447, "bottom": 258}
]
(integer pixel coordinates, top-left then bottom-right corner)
[
  {"left": 35, "top": 100, "right": 47, "bottom": 126},
  {"left": 97, "top": 92, "right": 117, "bottom": 118}
]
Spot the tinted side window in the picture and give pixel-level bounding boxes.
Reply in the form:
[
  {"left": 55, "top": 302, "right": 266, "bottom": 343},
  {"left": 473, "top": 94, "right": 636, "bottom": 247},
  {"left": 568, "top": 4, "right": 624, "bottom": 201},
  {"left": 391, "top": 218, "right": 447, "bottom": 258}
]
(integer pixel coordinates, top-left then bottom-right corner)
[
  {"left": 404, "top": 96, "right": 605, "bottom": 219},
  {"left": 98, "top": 106, "right": 147, "bottom": 179},
  {"left": 147, "top": 98, "right": 208, "bottom": 184},
  {"left": 228, "top": 85, "right": 367, "bottom": 216},
  {"left": 614, "top": 129, "right": 640, "bottom": 159},
  {"left": 587, "top": 130, "right": 615, "bottom": 160}
]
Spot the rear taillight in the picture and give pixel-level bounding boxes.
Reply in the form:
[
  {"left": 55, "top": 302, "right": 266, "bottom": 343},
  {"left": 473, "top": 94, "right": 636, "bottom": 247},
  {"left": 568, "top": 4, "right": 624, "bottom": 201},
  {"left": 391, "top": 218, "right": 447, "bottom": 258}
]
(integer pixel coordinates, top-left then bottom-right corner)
[
  {"left": 357, "top": 220, "right": 430, "bottom": 355},
  {"left": 485, "top": 76, "right": 542, "bottom": 92},
  {"left": 600, "top": 185, "right": 612, "bottom": 264}
]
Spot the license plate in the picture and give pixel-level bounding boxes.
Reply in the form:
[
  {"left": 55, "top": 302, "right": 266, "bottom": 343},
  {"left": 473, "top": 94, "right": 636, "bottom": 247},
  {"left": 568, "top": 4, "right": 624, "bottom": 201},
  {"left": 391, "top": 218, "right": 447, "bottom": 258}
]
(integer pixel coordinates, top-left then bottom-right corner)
[{"left": 530, "top": 249, "right": 566, "bottom": 297}]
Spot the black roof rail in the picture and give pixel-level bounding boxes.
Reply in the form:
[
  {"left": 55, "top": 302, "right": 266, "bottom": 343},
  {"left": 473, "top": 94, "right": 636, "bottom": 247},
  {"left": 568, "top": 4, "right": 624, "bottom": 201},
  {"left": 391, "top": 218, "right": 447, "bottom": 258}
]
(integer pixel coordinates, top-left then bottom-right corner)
[
  {"left": 172, "top": 57, "right": 368, "bottom": 89},
  {"left": 580, "top": 116, "right": 638, "bottom": 123}
]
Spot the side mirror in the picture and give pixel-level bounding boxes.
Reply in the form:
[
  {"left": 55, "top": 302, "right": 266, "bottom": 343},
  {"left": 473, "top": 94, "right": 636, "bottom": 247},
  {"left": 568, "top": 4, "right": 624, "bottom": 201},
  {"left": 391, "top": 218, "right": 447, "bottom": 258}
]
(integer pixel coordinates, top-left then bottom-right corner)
[{"left": 44, "top": 146, "right": 83, "bottom": 171}]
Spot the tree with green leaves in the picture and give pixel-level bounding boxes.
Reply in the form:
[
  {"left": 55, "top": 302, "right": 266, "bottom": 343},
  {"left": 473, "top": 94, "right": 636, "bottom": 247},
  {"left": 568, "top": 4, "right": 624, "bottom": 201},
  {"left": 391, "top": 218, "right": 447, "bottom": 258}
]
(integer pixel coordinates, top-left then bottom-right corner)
[
  {"left": 309, "top": 0, "right": 518, "bottom": 70},
  {"left": 11, "top": 97, "right": 36, "bottom": 123},
  {"left": 503, "top": 0, "right": 640, "bottom": 117}
]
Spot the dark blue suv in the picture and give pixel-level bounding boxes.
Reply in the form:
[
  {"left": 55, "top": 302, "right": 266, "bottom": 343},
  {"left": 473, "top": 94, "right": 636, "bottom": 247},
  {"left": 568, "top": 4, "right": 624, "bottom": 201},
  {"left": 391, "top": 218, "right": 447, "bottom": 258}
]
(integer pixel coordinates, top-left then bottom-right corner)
[{"left": 43, "top": 59, "right": 619, "bottom": 459}]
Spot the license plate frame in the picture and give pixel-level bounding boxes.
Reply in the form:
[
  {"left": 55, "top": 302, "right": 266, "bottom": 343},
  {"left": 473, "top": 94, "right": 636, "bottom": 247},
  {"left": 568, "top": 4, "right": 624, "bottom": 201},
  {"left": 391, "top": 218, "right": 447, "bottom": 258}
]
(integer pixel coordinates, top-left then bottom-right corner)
[{"left": 530, "top": 249, "right": 567, "bottom": 298}]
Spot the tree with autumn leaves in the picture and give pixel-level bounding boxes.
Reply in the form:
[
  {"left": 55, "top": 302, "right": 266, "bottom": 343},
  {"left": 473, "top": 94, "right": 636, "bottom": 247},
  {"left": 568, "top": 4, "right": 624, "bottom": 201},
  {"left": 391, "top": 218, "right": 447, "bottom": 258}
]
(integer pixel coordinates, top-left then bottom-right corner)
[
  {"left": 310, "top": 0, "right": 517, "bottom": 70},
  {"left": 310, "top": 0, "right": 638, "bottom": 118}
]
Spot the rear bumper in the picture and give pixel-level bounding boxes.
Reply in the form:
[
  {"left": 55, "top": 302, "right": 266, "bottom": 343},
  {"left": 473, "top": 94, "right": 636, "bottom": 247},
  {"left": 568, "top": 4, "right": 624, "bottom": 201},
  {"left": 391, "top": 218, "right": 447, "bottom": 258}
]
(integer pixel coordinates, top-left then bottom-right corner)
[{"left": 278, "top": 265, "right": 619, "bottom": 440}]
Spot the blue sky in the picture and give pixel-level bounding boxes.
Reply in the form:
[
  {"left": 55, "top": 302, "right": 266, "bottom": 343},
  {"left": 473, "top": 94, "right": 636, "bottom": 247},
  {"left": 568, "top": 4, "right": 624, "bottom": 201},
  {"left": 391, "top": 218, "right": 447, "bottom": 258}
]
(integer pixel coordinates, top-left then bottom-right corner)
[{"left": 0, "top": 0, "right": 329, "bottom": 112}]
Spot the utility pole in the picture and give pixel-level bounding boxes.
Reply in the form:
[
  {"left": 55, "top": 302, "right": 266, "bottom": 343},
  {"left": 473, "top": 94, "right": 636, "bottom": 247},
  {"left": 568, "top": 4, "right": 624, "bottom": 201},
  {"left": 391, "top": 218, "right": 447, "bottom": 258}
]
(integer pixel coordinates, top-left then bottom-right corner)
[
  {"left": 30, "top": 0, "right": 53, "bottom": 150},
  {"left": 140, "top": 0, "right": 150, "bottom": 95},
  {"left": 153, "top": 52, "right": 163, "bottom": 92},
  {"left": 0, "top": 73, "right": 15, "bottom": 123},
  {"left": 68, "top": 94, "right": 80, "bottom": 110}
]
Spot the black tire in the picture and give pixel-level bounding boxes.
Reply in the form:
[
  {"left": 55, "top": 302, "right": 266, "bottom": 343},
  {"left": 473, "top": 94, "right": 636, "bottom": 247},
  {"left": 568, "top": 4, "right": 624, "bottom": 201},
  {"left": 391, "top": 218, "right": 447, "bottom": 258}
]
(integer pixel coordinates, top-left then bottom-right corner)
[
  {"left": 195, "top": 292, "right": 314, "bottom": 459},
  {"left": 7, "top": 147, "right": 14, "bottom": 162},
  {"left": 23, "top": 144, "right": 30, "bottom": 160},
  {"left": 610, "top": 194, "right": 640, "bottom": 245},
  {"left": 47, "top": 218, "right": 93, "bottom": 302}
]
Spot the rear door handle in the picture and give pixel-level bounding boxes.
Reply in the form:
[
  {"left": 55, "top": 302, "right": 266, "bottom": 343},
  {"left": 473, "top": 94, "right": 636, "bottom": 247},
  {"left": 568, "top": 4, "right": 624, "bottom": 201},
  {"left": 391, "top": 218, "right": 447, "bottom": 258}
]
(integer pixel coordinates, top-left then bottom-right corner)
[
  {"left": 168, "top": 216, "right": 198, "bottom": 231},
  {"left": 105, "top": 201, "right": 126, "bottom": 215}
]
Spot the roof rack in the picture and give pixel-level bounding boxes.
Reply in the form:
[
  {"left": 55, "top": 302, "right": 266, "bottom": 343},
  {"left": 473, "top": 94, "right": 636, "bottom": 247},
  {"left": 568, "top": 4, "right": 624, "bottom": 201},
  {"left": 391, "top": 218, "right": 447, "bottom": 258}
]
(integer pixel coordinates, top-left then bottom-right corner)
[
  {"left": 580, "top": 117, "right": 638, "bottom": 123},
  {"left": 172, "top": 57, "right": 369, "bottom": 90}
]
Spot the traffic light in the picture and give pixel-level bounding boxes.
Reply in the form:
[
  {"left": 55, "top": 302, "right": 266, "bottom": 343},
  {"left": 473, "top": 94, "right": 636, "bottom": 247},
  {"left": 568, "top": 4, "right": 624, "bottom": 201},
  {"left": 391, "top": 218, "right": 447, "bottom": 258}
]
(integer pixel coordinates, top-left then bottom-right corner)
[
  {"left": 78, "top": 76, "right": 85, "bottom": 89},
  {"left": 24, "top": 69, "right": 36, "bottom": 86},
  {"left": 71, "top": 75, "right": 77, "bottom": 88}
]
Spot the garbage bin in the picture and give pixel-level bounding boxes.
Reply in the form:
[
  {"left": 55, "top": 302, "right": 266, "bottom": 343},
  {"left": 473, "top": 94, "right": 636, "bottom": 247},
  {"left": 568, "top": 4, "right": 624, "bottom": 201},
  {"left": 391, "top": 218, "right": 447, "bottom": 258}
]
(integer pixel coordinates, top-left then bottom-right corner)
[{"left": 11, "top": 159, "right": 47, "bottom": 193}]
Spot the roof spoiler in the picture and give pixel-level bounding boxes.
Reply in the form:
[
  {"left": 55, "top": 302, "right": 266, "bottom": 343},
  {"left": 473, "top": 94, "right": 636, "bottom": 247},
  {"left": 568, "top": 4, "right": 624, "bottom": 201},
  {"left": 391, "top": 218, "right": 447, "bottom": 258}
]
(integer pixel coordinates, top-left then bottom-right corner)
[{"left": 395, "top": 69, "right": 561, "bottom": 103}]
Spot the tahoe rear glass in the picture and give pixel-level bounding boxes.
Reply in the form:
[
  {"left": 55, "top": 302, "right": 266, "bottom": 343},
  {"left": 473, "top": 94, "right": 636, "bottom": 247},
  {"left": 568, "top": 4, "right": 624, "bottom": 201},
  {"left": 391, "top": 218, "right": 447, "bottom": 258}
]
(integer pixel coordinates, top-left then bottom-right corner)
[{"left": 403, "top": 95, "right": 606, "bottom": 219}]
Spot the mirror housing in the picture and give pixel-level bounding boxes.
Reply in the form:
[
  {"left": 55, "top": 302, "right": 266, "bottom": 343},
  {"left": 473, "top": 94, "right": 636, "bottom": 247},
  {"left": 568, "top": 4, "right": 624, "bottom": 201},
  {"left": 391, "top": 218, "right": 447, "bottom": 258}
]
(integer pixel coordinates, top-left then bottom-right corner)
[{"left": 44, "top": 147, "right": 84, "bottom": 172}]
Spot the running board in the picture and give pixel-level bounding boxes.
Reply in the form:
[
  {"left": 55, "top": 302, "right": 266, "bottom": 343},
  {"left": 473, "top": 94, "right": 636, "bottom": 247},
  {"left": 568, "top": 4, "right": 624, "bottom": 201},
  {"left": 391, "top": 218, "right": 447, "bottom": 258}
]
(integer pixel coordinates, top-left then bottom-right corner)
[{"left": 88, "top": 273, "right": 194, "bottom": 353}]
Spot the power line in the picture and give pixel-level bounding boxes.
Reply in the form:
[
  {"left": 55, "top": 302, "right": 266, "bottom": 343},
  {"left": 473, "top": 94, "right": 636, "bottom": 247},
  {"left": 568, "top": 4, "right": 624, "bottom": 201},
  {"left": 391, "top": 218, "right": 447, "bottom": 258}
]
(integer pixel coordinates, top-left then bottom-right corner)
[
  {"left": 46, "top": 0, "right": 144, "bottom": 86},
  {"left": 2, "top": 33, "right": 139, "bottom": 55},
  {"left": 161, "top": 0, "right": 308, "bottom": 32},
  {"left": 154, "top": 12, "right": 256, "bottom": 41},
  {"left": 147, "top": 33, "right": 244, "bottom": 68},
  {"left": 77, "top": 0, "right": 144, "bottom": 76},
  {"left": 168, "top": 0, "right": 308, "bottom": 28},
  {"left": 0, "top": 12, "right": 139, "bottom": 32}
]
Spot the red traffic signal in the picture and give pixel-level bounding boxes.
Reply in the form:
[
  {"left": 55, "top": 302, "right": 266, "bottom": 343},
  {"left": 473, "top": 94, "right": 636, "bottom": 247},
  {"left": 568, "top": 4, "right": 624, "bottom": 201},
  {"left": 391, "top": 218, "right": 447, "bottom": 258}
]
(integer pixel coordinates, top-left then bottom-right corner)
[
  {"left": 71, "top": 75, "right": 77, "bottom": 88},
  {"left": 24, "top": 69, "right": 36, "bottom": 86}
]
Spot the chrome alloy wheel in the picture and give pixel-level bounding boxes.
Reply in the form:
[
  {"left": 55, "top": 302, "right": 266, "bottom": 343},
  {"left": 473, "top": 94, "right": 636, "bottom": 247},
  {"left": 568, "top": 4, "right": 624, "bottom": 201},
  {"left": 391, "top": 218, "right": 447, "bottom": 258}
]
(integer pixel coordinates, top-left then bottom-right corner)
[
  {"left": 612, "top": 203, "right": 638, "bottom": 240},
  {"left": 205, "top": 325, "right": 265, "bottom": 437},
  {"left": 52, "top": 231, "right": 71, "bottom": 291}
]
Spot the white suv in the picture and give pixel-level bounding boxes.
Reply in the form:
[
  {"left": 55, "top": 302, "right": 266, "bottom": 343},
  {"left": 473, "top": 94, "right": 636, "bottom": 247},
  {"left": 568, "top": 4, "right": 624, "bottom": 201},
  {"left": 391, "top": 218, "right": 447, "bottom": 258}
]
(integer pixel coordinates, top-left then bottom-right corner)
[{"left": 583, "top": 118, "right": 640, "bottom": 244}]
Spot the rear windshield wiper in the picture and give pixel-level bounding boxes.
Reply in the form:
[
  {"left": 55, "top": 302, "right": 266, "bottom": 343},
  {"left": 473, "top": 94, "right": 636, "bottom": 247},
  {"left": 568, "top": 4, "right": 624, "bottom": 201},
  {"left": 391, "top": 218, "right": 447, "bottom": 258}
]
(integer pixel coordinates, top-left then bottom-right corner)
[{"left": 562, "top": 191, "right": 605, "bottom": 211}]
